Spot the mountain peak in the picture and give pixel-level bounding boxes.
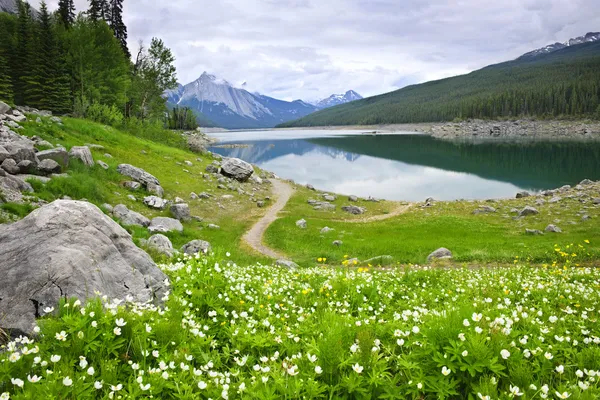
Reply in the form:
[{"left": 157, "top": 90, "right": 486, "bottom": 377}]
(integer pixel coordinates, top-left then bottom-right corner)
[
  {"left": 195, "top": 71, "right": 232, "bottom": 87},
  {"left": 519, "top": 32, "right": 600, "bottom": 59},
  {"left": 315, "top": 90, "right": 363, "bottom": 109}
]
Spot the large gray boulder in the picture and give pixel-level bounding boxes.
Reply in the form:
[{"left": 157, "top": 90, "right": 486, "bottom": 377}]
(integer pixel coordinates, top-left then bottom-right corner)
[
  {"left": 220, "top": 158, "right": 254, "bottom": 182},
  {"left": 117, "top": 164, "right": 160, "bottom": 188},
  {"left": 181, "top": 239, "right": 211, "bottom": 255},
  {"left": 519, "top": 206, "right": 539, "bottom": 217},
  {"left": 1, "top": 158, "right": 20, "bottom": 174},
  {"left": 0, "top": 100, "right": 11, "bottom": 115},
  {"left": 0, "top": 200, "right": 168, "bottom": 336},
  {"left": 68, "top": 146, "right": 94, "bottom": 167},
  {"left": 427, "top": 247, "right": 453, "bottom": 263},
  {"left": 342, "top": 205, "right": 367, "bottom": 215},
  {"left": 37, "top": 148, "right": 69, "bottom": 168},
  {"left": 149, "top": 217, "right": 183, "bottom": 233},
  {"left": 37, "top": 159, "right": 61, "bottom": 175},
  {"left": 146, "top": 234, "right": 174, "bottom": 257},
  {"left": 0, "top": 174, "right": 33, "bottom": 203},
  {"left": 112, "top": 204, "right": 150, "bottom": 227}
]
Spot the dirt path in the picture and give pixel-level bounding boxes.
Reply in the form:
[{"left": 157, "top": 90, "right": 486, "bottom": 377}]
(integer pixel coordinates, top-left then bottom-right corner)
[
  {"left": 242, "top": 179, "right": 294, "bottom": 259},
  {"left": 335, "top": 203, "right": 413, "bottom": 223}
]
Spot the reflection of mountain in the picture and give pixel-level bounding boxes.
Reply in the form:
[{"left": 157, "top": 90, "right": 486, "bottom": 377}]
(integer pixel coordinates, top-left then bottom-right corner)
[
  {"left": 309, "top": 135, "right": 600, "bottom": 190},
  {"left": 210, "top": 139, "right": 360, "bottom": 164}
]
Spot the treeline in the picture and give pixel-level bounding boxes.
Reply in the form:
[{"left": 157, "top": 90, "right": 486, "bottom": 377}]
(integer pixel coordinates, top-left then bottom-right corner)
[
  {"left": 279, "top": 42, "right": 600, "bottom": 127},
  {"left": 0, "top": 0, "right": 197, "bottom": 131}
]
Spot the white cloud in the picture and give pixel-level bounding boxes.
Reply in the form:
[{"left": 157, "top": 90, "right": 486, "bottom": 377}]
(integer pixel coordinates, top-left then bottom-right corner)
[{"left": 38, "top": 0, "right": 600, "bottom": 101}]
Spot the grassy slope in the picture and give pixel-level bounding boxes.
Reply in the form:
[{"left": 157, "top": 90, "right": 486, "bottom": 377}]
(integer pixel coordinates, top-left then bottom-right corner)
[
  {"left": 264, "top": 186, "right": 600, "bottom": 266},
  {"left": 9, "top": 116, "right": 272, "bottom": 265}
]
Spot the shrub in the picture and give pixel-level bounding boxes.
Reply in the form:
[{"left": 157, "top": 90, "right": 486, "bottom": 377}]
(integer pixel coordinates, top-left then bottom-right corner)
[{"left": 85, "top": 102, "right": 125, "bottom": 127}]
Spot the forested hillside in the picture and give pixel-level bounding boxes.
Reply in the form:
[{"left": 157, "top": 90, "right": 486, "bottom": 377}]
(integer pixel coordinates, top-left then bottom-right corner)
[
  {"left": 0, "top": 0, "right": 198, "bottom": 131},
  {"left": 279, "top": 42, "right": 600, "bottom": 127}
]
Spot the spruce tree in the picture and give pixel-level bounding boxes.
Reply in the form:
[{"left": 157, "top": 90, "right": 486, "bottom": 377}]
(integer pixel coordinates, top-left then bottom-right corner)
[
  {"left": 24, "top": 1, "right": 51, "bottom": 109},
  {"left": 107, "top": 0, "right": 130, "bottom": 58},
  {"left": 57, "top": 0, "right": 75, "bottom": 28},
  {"left": 87, "top": 0, "right": 106, "bottom": 22},
  {"left": 14, "top": 0, "right": 35, "bottom": 105},
  {"left": 0, "top": 50, "right": 13, "bottom": 103}
]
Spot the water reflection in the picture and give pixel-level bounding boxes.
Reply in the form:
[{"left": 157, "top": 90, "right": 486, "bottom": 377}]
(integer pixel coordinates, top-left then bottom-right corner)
[{"left": 209, "top": 132, "right": 600, "bottom": 201}]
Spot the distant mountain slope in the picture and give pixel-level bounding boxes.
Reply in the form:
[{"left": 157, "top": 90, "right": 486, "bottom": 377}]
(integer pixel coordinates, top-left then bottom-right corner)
[
  {"left": 316, "top": 90, "right": 363, "bottom": 109},
  {"left": 279, "top": 36, "right": 600, "bottom": 128},
  {"left": 519, "top": 32, "right": 600, "bottom": 59},
  {"left": 0, "top": 0, "right": 38, "bottom": 16},
  {"left": 167, "top": 72, "right": 319, "bottom": 129}
]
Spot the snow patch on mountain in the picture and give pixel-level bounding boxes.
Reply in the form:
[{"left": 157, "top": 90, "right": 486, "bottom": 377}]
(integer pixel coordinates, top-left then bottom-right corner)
[
  {"left": 315, "top": 90, "right": 363, "bottom": 109},
  {"left": 519, "top": 32, "right": 600, "bottom": 59}
]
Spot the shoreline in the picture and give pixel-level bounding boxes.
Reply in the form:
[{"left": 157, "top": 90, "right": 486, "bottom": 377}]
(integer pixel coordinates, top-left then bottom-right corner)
[{"left": 202, "top": 119, "right": 600, "bottom": 141}]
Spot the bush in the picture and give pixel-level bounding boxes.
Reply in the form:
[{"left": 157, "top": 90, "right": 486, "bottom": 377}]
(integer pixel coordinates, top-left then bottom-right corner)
[
  {"left": 124, "top": 117, "right": 187, "bottom": 149},
  {"left": 85, "top": 102, "right": 125, "bottom": 127}
]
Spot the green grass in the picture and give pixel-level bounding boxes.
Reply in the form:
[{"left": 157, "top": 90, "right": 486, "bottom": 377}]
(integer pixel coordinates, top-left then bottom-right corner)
[{"left": 265, "top": 191, "right": 600, "bottom": 266}]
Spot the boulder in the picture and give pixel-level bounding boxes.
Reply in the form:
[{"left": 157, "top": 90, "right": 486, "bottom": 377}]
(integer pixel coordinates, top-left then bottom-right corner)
[
  {"left": 579, "top": 179, "right": 593, "bottom": 186},
  {"left": 593, "top": 198, "right": 600, "bottom": 205},
  {"left": 112, "top": 204, "right": 150, "bottom": 227},
  {"left": 220, "top": 158, "right": 254, "bottom": 182},
  {"left": 0, "top": 145, "right": 9, "bottom": 163},
  {"left": 170, "top": 203, "right": 191, "bottom": 222},
  {"left": 342, "top": 205, "right": 367, "bottom": 215},
  {"left": 0, "top": 174, "right": 33, "bottom": 203},
  {"left": 519, "top": 206, "right": 539, "bottom": 217},
  {"left": 0, "top": 100, "right": 10, "bottom": 115},
  {"left": 545, "top": 224, "right": 562, "bottom": 233},
  {"left": 17, "top": 160, "right": 36, "bottom": 174},
  {"left": 323, "top": 194, "right": 336, "bottom": 202},
  {"left": 198, "top": 192, "right": 211, "bottom": 199},
  {"left": 276, "top": 260, "right": 298, "bottom": 270},
  {"left": 37, "top": 159, "right": 61, "bottom": 175},
  {"left": 68, "top": 146, "right": 94, "bottom": 167},
  {"left": 117, "top": 164, "right": 160, "bottom": 188},
  {"left": 206, "top": 164, "right": 219, "bottom": 174},
  {"left": 101, "top": 203, "right": 114, "bottom": 213},
  {"left": 549, "top": 196, "right": 562, "bottom": 204},
  {"left": 427, "top": 247, "right": 452, "bottom": 263},
  {"left": 149, "top": 217, "right": 183, "bottom": 233},
  {"left": 348, "top": 195, "right": 358, "bottom": 202},
  {"left": 3, "top": 141, "right": 38, "bottom": 164},
  {"left": 473, "top": 206, "right": 496, "bottom": 214},
  {"left": 314, "top": 202, "right": 336, "bottom": 211},
  {"left": 36, "top": 148, "right": 69, "bottom": 168},
  {"left": 180, "top": 239, "right": 211, "bottom": 255},
  {"left": 1, "top": 158, "right": 20, "bottom": 174},
  {"left": 0, "top": 200, "right": 168, "bottom": 336},
  {"left": 143, "top": 196, "right": 169, "bottom": 210},
  {"left": 146, "top": 234, "right": 174, "bottom": 257},
  {"left": 50, "top": 116, "right": 62, "bottom": 124},
  {"left": 296, "top": 219, "right": 307, "bottom": 229},
  {"left": 147, "top": 182, "right": 164, "bottom": 197}
]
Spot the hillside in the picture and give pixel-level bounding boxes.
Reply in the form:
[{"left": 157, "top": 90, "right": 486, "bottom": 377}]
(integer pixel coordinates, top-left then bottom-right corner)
[{"left": 278, "top": 41, "right": 600, "bottom": 127}]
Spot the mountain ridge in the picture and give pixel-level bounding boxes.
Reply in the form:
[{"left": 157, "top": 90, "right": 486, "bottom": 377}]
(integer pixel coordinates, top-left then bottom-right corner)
[{"left": 519, "top": 32, "right": 600, "bottom": 59}]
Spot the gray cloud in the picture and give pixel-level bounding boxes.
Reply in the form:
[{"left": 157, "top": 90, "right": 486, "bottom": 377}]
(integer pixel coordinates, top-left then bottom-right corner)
[{"left": 39, "top": 0, "right": 600, "bottom": 101}]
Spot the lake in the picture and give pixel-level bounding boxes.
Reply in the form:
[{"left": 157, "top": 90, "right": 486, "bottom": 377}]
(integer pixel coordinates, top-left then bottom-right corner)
[{"left": 209, "top": 129, "right": 600, "bottom": 201}]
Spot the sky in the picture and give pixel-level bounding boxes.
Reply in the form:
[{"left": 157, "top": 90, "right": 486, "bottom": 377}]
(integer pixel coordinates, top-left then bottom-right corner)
[{"left": 40, "top": 0, "right": 600, "bottom": 102}]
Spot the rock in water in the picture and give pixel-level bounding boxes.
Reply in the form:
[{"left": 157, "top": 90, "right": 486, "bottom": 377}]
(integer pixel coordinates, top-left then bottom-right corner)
[
  {"left": 68, "top": 146, "right": 94, "bottom": 167},
  {"left": 427, "top": 248, "right": 452, "bottom": 262},
  {"left": 0, "top": 200, "right": 168, "bottom": 336},
  {"left": 181, "top": 240, "right": 212, "bottom": 255},
  {"left": 220, "top": 158, "right": 254, "bottom": 182}
]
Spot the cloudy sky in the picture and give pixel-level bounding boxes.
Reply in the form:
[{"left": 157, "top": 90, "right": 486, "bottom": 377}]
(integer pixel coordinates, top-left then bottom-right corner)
[{"left": 41, "top": 0, "right": 600, "bottom": 102}]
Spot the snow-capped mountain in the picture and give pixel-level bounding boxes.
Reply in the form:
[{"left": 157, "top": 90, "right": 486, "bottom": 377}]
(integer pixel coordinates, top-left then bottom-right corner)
[
  {"left": 315, "top": 90, "right": 363, "bottom": 109},
  {"left": 519, "top": 32, "right": 600, "bottom": 59},
  {"left": 0, "top": 0, "right": 38, "bottom": 15},
  {"left": 166, "top": 72, "right": 319, "bottom": 129}
]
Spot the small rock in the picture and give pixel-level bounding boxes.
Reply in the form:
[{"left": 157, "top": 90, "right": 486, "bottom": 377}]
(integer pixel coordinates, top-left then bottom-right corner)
[
  {"left": 320, "top": 227, "right": 333, "bottom": 234},
  {"left": 206, "top": 164, "right": 219, "bottom": 174},
  {"left": 17, "top": 160, "right": 36, "bottom": 174},
  {"left": 545, "top": 224, "right": 562, "bottom": 233},
  {"left": 516, "top": 191, "right": 530, "bottom": 198},
  {"left": 124, "top": 181, "right": 142, "bottom": 191},
  {"left": 333, "top": 240, "right": 343, "bottom": 247},
  {"left": 113, "top": 204, "right": 150, "bottom": 227},
  {"left": 101, "top": 203, "right": 113, "bottom": 213},
  {"left": 296, "top": 219, "right": 307, "bottom": 229},
  {"left": 526, "top": 229, "right": 544, "bottom": 235},
  {"left": 170, "top": 203, "right": 191, "bottom": 222},
  {"left": 342, "top": 205, "right": 366, "bottom": 215},
  {"left": 175, "top": 197, "right": 185, "bottom": 204},
  {"left": 96, "top": 160, "right": 109, "bottom": 170},
  {"left": 198, "top": 192, "right": 211, "bottom": 199},
  {"left": 143, "top": 196, "right": 169, "bottom": 210},
  {"left": 582, "top": 215, "right": 591, "bottom": 221},
  {"left": 184, "top": 160, "right": 193, "bottom": 166},
  {"left": 549, "top": 196, "right": 561, "bottom": 204},
  {"left": 147, "top": 234, "right": 174, "bottom": 257},
  {"left": 190, "top": 192, "right": 199, "bottom": 200},
  {"left": 592, "top": 198, "right": 600, "bottom": 205},
  {"left": 306, "top": 184, "right": 315, "bottom": 190},
  {"left": 127, "top": 194, "right": 137, "bottom": 201},
  {"left": 257, "top": 201, "right": 265, "bottom": 208},
  {"left": 68, "top": 146, "right": 94, "bottom": 167},
  {"left": 519, "top": 206, "right": 539, "bottom": 217},
  {"left": 1, "top": 159, "right": 20, "bottom": 175},
  {"left": 579, "top": 179, "right": 593, "bottom": 186},
  {"left": 207, "top": 223, "right": 220, "bottom": 230},
  {"left": 276, "top": 259, "right": 298, "bottom": 270},
  {"left": 427, "top": 247, "right": 452, "bottom": 262},
  {"left": 147, "top": 183, "right": 164, "bottom": 197},
  {"left": 180, "top": 239, "right": 211, "bottom": 255},
  {"left": 473, "top": 206, "right": 496, "bottom": 214},
  {"left": 348, "top": 195, "right": 358, "bottom": 202},
  {"left": 149, "top": 217, "right": 183, "bottom": 233},
  {"left": 323, "top": 194, "right": 336, "bottom": 202},
  {"left": 104, "top": 153, "right": 113, "bottom": 159}
]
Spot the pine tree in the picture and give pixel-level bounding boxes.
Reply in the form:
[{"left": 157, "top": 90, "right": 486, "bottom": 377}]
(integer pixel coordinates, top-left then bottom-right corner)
[
  {"left": 14, "top": 0, "right": 35, "bottom": 106},
  {"left": 57, "top": 0, "right": 75, "bottom": 28},
  {"left": 87, "top": 0, "right": 106, "bottom": 22},
  {"left": 0, "top": 49, "right": 13, "bottom": 103},
  {"left": 107, "top": 0, "right": 130, "bottom": 58},
  {"left": 24, "top": 1, "right": 52, "bottom": 109}
]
